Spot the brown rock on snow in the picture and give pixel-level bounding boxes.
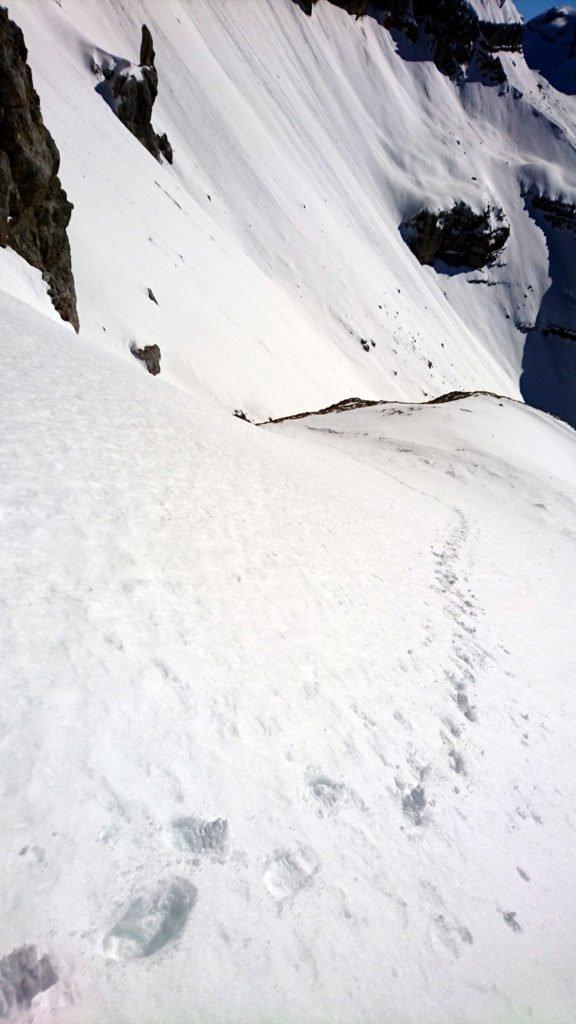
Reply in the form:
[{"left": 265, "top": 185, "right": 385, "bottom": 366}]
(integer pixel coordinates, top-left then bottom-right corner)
[{"left": 130, "top": 342, "right": 162, "bottom": 375}]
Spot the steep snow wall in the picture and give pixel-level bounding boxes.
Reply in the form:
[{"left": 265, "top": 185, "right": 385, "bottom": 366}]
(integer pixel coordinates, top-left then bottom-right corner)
[{"left": 3, "top": 0, "right": 576, "bottom": 421}]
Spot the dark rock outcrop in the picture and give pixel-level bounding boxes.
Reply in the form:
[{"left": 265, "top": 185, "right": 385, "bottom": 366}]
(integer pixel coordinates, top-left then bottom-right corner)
[
  {"left": 0, "top": 945, "right": 58, "bottom": 1018},
  {"left": 98, "top": 25, "right": 173, "bottom": 163},
  {"left": 0, "top": 8, "right": 79, "bottom": 330},
  {"left": 130, "top": 342, "right": 161, "bottom": 375},
  {"left": 541, "top": 323, "right": 576, "bottom": 341},
  {"left": 401, "top": 202, "right": 509, "bottom": 271},
  {"left": 158, "top": 132, "right": 174, "bottom": 165},
  {"left": 479, "top": 21, "right": 523, "bottom": 53},
  {"left": 529, "top": 192, "right": 576, "bottom": 231},
  {"left": 470, "top": 42, "right": 507, "bottom": 86},
  {"left": 414, "top": 0, "right": 480, "bottom": 79},
  {"left": 140, "top": 23, "right": 155, "bottom": 68}
]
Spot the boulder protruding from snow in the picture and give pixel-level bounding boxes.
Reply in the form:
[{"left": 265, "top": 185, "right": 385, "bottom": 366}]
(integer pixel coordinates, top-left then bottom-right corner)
[
  {"left": 130, "top": 342, "right": 161, "bottom": 375},
  {"left": 158, "top": 132, "right": 174, "bottom": 165},
  {"left": 400, "top": 202, "right": 509, "bottom": 271},
  {"left": 0, "top": 8, "right": 79, "bottom": 330},
  {"left": 97, "top": 25, "right": 173, "bottom": 163}
]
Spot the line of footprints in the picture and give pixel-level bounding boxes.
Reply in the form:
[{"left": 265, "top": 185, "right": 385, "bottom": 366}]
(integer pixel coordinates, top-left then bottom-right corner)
[{"left": 101, "top": 775, "right": 349, "bottom": 961}]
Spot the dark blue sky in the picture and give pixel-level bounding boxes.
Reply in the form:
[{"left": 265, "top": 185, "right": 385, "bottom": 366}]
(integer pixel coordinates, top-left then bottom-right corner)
[{"left": 515, "top": 0, "right": 556, "bottom": 17}]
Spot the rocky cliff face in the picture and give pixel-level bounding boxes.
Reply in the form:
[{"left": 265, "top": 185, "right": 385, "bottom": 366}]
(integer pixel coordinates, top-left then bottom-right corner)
[
  {"left": 97, "top": 26, "right": 173, "bottom": 164},
  {"left": 0, "top": 7, "right": 78, "bottom": 330},
  {"left": 401, "top": 202, "right": 510, "bottom": 270},
  {"left": 479, "top": 21, "right": 522, "bottom": 52}
]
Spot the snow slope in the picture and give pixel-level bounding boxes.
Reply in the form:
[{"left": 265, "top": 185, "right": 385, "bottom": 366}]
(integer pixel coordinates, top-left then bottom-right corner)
[
  {"left": 2, "top": 0, "right": 576, "bottom": 421},
  {"left": 1, "top": 293, "right": 575, "bottom": 1022}
]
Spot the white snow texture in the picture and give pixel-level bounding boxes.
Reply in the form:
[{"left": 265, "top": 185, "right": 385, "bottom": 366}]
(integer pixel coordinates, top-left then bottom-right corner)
[{"left": 0, "top": 1, "right": 575, "bottom": 1023}]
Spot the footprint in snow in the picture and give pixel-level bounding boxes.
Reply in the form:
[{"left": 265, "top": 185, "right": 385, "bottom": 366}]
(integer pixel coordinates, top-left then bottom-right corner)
[
  {"left": 402, "top": 784, "right": 427, "bottom": 826},
  {"left": 263, "top": 847, "right": 319, "bottom": 901},
  {"left": 307, "top": 771, "right": 368, "bottom": 814},
  {"left": 308, "top": 773, "right": 345, "bottom": 811},
  {"left": 101, "top": 877, "right": 197, "bottom": 960},
  {"left": 0, "top": 945, "right": 58, "bottom": 1016},
  {"left": 172, "top": 815, "right": 229, "bottom": 863}
]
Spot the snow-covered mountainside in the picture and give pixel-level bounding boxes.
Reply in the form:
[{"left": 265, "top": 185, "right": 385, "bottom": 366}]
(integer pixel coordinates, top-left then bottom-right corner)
[
  {"left": 524, "top": 6, "right": 576, "bottom": 95},
  {"left": 1, "top": 0, "right": 576, "bottom": 423},
  {"left": 1, "top": 1, "right": 576, "bottom": 1022}
]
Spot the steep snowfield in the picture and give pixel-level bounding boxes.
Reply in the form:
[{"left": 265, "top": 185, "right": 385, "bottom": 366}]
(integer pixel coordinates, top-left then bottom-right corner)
[
  {"left": 469, "top": 0, "right": 521, "bottom": 20},
  {"left": 2, "top": 0, "right": 575, "bottom": 419},
  {"left": 1, "top": 292, "right": 575, "bottom": 1022}
]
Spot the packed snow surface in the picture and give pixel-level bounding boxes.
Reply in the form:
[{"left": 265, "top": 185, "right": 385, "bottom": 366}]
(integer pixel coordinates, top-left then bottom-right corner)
[{"left": 1, "top": 292, "right": 575, "bottom": 1022}]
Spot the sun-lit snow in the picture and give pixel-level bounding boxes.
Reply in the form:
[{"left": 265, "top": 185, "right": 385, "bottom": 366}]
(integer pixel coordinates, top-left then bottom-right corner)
[{"left": 1, "top": 1, "right": 576, "bottom": 1022}]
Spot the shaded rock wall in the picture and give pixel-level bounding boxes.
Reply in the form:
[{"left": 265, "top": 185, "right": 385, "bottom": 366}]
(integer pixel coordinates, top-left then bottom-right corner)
[
  {"left": 0, "top": 7, "right": 79, "bottom": 330},
  {"left": 401, "top": 202, "right": 510, "bottom": 271},
  {"left": 521, "top": 191, "right": 576, "bottom": 428},
  {"left": 530, "top": 192, "right": 576, "bottom": 231},
  {"left": 479, "top": 21, "right": 523, "bottom": 52}
]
